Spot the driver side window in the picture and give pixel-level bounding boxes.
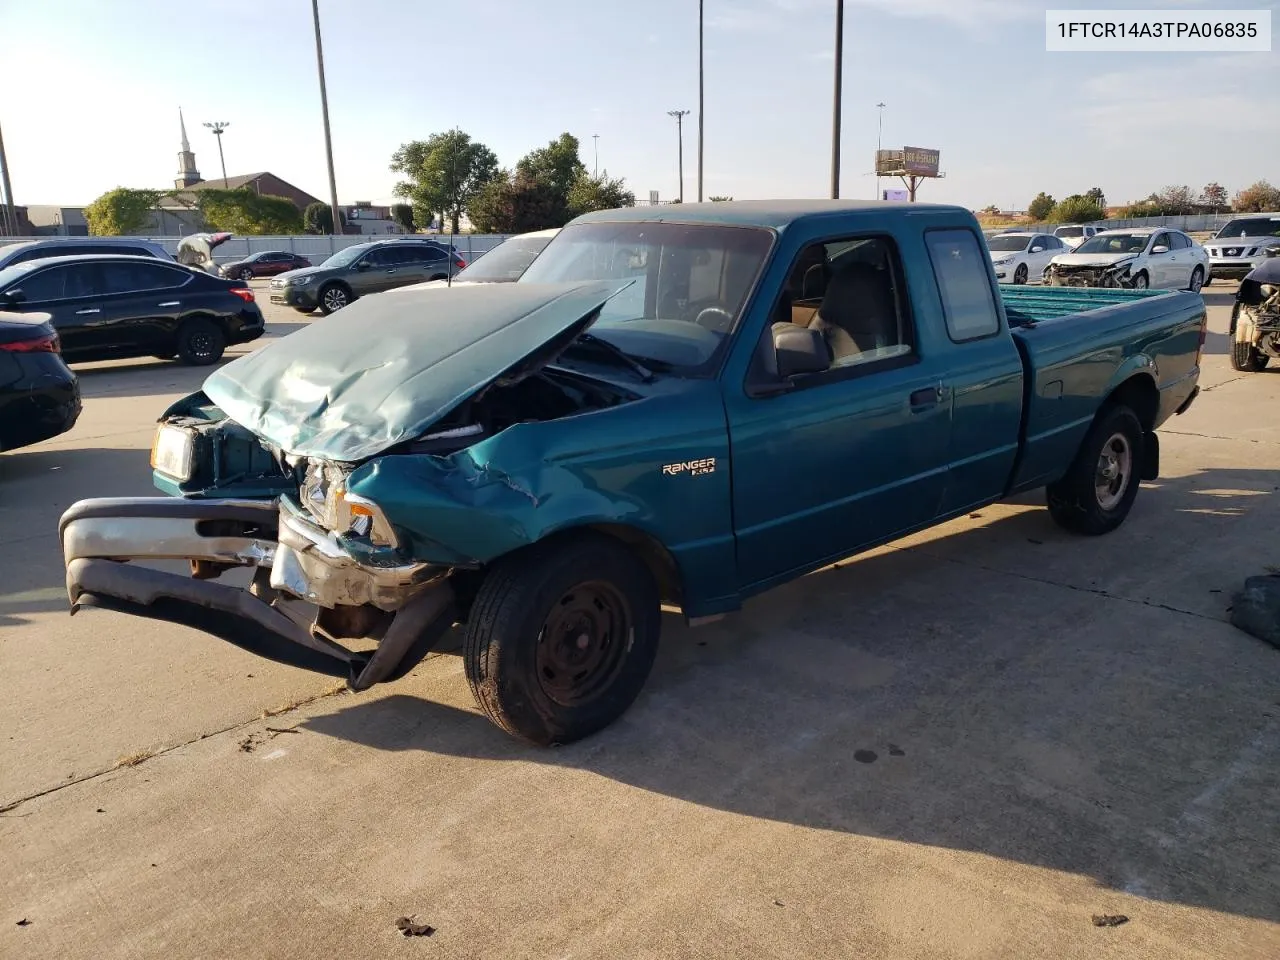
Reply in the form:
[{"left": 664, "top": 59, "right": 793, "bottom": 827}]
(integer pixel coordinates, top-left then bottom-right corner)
[{"left": 771, "top": 236, "right": 915, "bottom": 370}]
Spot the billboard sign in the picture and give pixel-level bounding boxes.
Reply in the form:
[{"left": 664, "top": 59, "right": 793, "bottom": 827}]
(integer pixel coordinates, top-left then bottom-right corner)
[
  {"left": 875, "top": 149, "right": 903, "bottom": 175},
  {"left": 902, "top": 146, "right": 940, "bottom": 177},
  {"left": 882, "top": 189, "right": 909, "bottom": 201}
]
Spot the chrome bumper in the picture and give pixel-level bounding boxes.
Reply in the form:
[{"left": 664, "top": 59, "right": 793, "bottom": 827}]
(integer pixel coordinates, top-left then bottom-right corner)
[{"left": 58, "top": 497, "right": 455, "bottom": 690}]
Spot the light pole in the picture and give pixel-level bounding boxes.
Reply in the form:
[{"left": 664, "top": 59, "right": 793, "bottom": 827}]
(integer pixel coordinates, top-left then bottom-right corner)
[
  {"left": 0, "top": 119, "right": 15, "bottom": 236},
  {"left": 830, "top": 0, "right": 844, "bottom": 199},
  {"left": 593, "top": 134, "right": 599, "bottom": 177},
  {"left": 668, "top": 109, "right": 690, "bottom": 203},
  {"left": 311, "top": 0, "right": 342, "bottom": 235},
  {"left": 203, "top": 121, "right": 230, "bottom": 187},
  {"left": 875, "top": 102, "right": 885, "bottom": 199},
  {"left": 698, "top": 0, "right": 704, "bottom": 202}
]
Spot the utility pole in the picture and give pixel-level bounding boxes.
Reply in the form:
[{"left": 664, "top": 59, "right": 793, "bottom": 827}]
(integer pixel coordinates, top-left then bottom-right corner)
[
  {"left": 698, "top": 0, "right": 704, "bottom": 202},
  {"left": 311, "top": 0, "right": 342, "bottom": 235},
  {"left": 875, "top": 102, "right": 886, "bottom": 199},
  {"left": 668, "top": 109, "right": 689, "bottom": 203},
  {"left": 593, "top": 134, "right": 599, "bottom": 177},
  {"left": 830, "top": 0, "right": 844, "bottom": 199},
  {"left": 203, "top": 121, "right": 230, "bottom": 187},
  {"left": 0, "top": 119, "right": 15, "bottom": 236}
]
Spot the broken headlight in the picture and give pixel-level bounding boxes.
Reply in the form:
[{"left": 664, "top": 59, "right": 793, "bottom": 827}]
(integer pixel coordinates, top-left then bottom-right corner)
[{"left": 300, "top": 459, "right": 399, "bottom": 548}]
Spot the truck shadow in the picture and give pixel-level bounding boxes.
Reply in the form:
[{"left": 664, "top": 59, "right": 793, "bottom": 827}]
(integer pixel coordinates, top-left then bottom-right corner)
[{"left": 306, "top": 466, "right": 1280, "bottom": 925}]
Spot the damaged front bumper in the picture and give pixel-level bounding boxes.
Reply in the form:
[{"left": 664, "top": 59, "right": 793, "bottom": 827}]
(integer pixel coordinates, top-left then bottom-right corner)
[
  {"left": 59, "top": 496, "right": 456, "bottom": 690},
  {"left": 1044, "top": 262, "right": 1139, "bottom": 288}
]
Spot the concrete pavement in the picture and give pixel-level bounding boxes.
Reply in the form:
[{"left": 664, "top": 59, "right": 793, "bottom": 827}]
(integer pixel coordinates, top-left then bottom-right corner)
[{"left": 2, "top": 285, "right": 1277, "bottom": 959}]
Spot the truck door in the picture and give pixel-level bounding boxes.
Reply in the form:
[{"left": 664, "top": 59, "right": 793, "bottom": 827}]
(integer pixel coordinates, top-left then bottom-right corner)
[
  {"left": 725, "top": 232, "right": 954, "bottom": 589},
  {"left": 922, "top": 228, "right": 1025, "bottom": 516}
]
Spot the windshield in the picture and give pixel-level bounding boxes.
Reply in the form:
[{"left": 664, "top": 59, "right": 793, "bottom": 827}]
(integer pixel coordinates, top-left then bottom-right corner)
[
  {"left": 1054, "top": 226, "right": 1084, "bottom": 238},
  {"left": 1075, "top": 233, "right": 1149, "bottom": 255},
  {"left": 1217, "top": 218, "right": 1280, "bottom": 239},
  {"left": 519, "top": 221, "right": 774, "bottom": 375},
  {"left": 455, "top": 234, "right": 555, "bottom": 282},
  {"left": 987, "top": 236, "right": 1030, "bottom": 252},
  {"left": 319, "top": 245, "right": 373, "bottom": 268}
]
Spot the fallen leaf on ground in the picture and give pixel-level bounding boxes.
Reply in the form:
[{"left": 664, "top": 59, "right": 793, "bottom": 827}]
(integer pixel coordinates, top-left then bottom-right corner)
[{"left": 395, "top": 916, "right": 435, "bottom": 937}]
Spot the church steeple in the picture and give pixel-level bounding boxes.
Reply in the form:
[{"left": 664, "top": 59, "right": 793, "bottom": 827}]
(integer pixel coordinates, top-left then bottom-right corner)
[{"left": 175, "top": 107, "right": 201, "bottom": 188}]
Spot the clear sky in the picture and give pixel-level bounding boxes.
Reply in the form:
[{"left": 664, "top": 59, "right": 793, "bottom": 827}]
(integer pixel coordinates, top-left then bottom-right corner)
[{"left": 1, "top": 0, "right": 1276, "bottom": 211}]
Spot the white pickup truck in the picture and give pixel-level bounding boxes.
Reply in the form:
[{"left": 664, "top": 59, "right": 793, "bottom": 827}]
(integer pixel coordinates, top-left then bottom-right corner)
[{"left": 1052, "top": 224, "right": 1103, "bottom": 250}]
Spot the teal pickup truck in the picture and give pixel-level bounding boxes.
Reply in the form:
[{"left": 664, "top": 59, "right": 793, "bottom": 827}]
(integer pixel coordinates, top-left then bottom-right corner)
[{"left": 59, "top": 201, "right": 1206, "bottom": 745}]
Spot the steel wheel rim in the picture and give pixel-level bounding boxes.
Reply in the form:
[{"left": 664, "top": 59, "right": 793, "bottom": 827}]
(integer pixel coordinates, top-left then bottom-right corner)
[
  {"left": 535, "top": 580, "right": 633, "bottom": 707},
  {"left": 188, "top": 332, "right": 214, "bottom": 360},
  {"left": 324, "top": 288, "right": 347, "bottom": 311},
  {"left": 1094, "top": 432, "right": 1132, "bottom": 511}
]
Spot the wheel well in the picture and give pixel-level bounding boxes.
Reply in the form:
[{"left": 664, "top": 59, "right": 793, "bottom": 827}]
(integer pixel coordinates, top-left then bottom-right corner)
[
  {"left": 320, "top": 279, "right": 351, "bottom": 294},
  {"left": 177, "top": 312, "right": 227, "bottom": 338},
  {"left": 1105, "top": 374, "right": 1159, "bottom": 431},
  {"left": 585, "top": 523, "right": 685, "bottom": 608}
]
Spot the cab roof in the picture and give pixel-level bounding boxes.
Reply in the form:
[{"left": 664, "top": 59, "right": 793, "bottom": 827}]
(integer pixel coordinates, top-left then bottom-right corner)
[{"left": 569, "top": 198, "right": 970, "bottom": 230}]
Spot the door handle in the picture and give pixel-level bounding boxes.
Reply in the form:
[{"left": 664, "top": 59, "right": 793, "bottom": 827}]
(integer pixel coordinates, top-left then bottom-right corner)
[
  {"left": 909, "top": 385, "right": 944, "bottom": 409},
  {"left": 158, "top": 301, "right": 180, "bottom": 307},
  {"left": 75, "top": 308, "right": 100, "bottom": 315}
]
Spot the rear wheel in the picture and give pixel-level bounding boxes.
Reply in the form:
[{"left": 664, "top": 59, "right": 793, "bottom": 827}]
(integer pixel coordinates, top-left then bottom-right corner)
[
  {"left": 1229, "top": 303, "right": 1270, "bottom": 372},
  {"left": 463, "top": 533, "right": 661, "bottom": 746},
  {"left": 318, "top": 283, "right": 351, "bottom": 315},
  {"left": 1047, "top": 405, "right": 1144, "bottom": 536},
  {"left": 293, "top": 306, "right": 314, "bottom": 315},
  {"left": 175, "top": 317, "right": 226, "bottom": 366},
  {"left": 1013, "top": 263, "right": 1028, "bottom": 285}
]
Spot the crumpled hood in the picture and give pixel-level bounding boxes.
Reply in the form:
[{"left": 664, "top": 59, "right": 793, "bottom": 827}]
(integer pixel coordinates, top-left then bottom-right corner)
[
  {"left": 201, "top": 280, "right": 630, "bottom": 463},
  {"left": 1050, "top": 252, "right": 1137, "bottom": 268}
]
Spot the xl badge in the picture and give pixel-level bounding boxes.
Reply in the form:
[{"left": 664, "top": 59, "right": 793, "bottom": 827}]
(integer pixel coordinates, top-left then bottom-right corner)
[{"left": 662, "top": 457, "right": 716, "bottom": 477}]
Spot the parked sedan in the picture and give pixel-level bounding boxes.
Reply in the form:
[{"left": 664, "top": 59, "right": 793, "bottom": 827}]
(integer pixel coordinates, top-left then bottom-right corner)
[
  {"left": 0, "top": 310, "right": 81, "bottom": 452},
  {"left": 986, "top": 231, "right": 1068, "bottom": 284},
  {"left": 219, "top": 250, "right": 312, "bottom": 281},
  {"left": 0, "top": 255, "right": 265, "bottom": 366},
  {"left": 1045, "top": 228, "right": 1209, "bottom": 291}
]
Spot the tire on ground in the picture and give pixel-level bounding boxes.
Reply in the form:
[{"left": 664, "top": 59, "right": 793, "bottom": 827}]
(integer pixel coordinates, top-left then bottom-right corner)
[
  {"left": 175, "top": 317, "right": 227, "bottom": 366},
  {"left": 1046, "top": 404, "right": 1144, "bottom": 536},
  {"left": 463, "top": 531, "right": 661, "bottom": 746},
  {"left": 317, "top": 283, "right": 351, "bottom": 315}
]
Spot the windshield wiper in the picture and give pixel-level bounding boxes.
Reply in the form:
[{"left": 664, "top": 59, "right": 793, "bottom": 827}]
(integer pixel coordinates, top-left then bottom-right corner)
[{"left": 571, "top": 333, "right": 655, "bottom": 382}]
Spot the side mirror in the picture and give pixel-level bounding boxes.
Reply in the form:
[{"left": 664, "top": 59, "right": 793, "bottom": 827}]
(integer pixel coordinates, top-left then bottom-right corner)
[
  {"left": 1266, "top": 246, "right": 1280, "bottom": 258},
  {"left": 773, "top": 323, "right": 831, "bottom": 379},
  {"left": 1030, "top": 245, "right": 1044, "bottom": 253},
  {"left": 1151, "top": 245, "right": 1169, "bottom": 255},
  {"left": 354, "top": 260, "right": 371, "bottom": 271},
  {"left": 0, "top": 289, "right": 27, "bottom": 307}
]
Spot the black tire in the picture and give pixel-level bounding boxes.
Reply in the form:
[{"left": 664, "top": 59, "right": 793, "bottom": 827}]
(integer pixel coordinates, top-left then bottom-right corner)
[
  {"left": 1202, "top": 275, "right": 1212, "bottom": 286},
  {"left": 239, "top": 268, "right": 254, "bottom": 281},
  {"left": 463, "top": 532, "right": 661, "bottom": 746},
  {"left": 175, "top": 317, "right": 226, "bottom": 366},
  {"left": 317, "top": 283, "right": 352, "bottom": 315},
  {"left": 1188, "top": 266, "right": 1204, "bottom": 293},
  {"left": 1013, "top": 263, "right": 1028, "bottom": 285},
  {"left": 1046, "top": 405, "right": 1144, "bottom": 536},
  {"left": 293, "top": 306, "right": 314, "bottom": 315},
  {"left": 1131, "top": 271, "right": 1149, "bottom": 290},
  {"left": 1229, "top": 303, "right": 1270, "bottom": 372}
]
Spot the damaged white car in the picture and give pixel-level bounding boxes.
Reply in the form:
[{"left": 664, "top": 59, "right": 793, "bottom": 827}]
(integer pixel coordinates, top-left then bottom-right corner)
[{"left": 1045, "top": 228, "right": 1209, "bottom": 292}]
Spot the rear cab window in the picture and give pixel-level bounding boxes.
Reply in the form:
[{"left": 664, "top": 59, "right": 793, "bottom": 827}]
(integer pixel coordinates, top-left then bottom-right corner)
[{"left": 924, "top": 229, "right": 1002, "bottom": 342}]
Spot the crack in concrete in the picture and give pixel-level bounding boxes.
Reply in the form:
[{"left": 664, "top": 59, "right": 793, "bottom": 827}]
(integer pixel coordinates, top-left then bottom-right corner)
[
  {"left": 0, "top": 683, "right": 352, "bottom": 815},
  {"left": 1162, "top": 429, "right": 1279, "bottom": 446}
]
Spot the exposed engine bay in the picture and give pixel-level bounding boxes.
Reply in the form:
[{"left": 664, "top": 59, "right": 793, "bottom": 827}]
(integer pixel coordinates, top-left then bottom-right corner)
[
  {"left": 1236, "top": 281, "right": 1280, "bottom": 359},
  {"left": 1044, "top": 260, "right": 1140, "bottom": 288}
]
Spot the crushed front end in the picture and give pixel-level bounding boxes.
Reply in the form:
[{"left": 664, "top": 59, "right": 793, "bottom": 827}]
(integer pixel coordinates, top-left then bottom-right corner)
[{"left": 1044, "top": 259, "right": 1140, "bottom": 288}]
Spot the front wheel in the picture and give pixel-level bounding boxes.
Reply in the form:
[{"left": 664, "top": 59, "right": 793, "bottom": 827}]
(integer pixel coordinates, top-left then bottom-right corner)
[
  {"left": 1047, "top": 405, "right": 1144, "bottom": 536},
  {"left": 239, "top": 268, "right": 254, "bottom": 281},
  {"left": 463, "top": 532, "right": 661, "bottom": 746},
  {"left": 1229, "top": 303, "right": 1270, "bottom": 372},
  {"left": 1188, "top": 266, "right": 1205, "bottom": 293},
  {"left": 1131, "top": 271, "right": 1149, "bottom": 290},
  {"left": 1013, "top": 263, "right": 1028, "bottom": 285},
  {"left": 318, "top": 283, "right": 351, "bottom": 315}
]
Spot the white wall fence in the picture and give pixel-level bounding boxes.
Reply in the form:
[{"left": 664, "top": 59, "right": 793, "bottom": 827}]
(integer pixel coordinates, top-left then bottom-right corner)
[{"left": 0, "top": 233, "right": 514, "bottom": 265}]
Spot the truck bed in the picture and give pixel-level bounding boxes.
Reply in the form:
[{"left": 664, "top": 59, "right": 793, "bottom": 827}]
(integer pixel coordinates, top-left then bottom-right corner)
[{"left": 1000, "top": 285, "right": 1206, "bottom": 494}]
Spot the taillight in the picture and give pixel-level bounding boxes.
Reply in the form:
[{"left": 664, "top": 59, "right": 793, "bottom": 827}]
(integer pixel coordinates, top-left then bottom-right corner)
[
  {"left": 455, "top": 259, "right": 466, "bottom": 269},
  {"left": 0, "top": 334, "right": 58, "bottom": 354},
  {"left": 230, "top": 287, "right": 256, "bottom": 303}
]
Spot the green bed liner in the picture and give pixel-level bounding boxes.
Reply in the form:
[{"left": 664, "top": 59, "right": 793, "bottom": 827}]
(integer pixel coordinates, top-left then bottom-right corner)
[{"left": 999, "top": 284, "right": 1166, "bottom": 326}]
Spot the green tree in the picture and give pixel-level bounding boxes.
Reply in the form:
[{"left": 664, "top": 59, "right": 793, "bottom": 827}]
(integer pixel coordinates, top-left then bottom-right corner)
[
  {"left": 390, "top": 203, "right": 415, "bottom": 233},
  {"left": 516, "top": 133, "right": 587, "bottom": 206},
  {"left": 303, "top": 201, "right": 346, "bottom": 234},
  {"left": 1233, "top": 180, "right": 1280, "bottom": 213},
  {"left": 1200, "top": 182, "right": 1229, "bottom": 212},
  {"left": 1027, "top": 192, "right": 1055, "bottom": 221},
  {"left": 1048, "top": 195, "right": 1106, "bottom": 223},
  {"left": 567, "top": 171, "right": 636, "bottom": 218},
  {"left": 468, "top": 172, "right": 563, "bottom": 234},
  {"left": 85, "top": 188, "right": 162, "bottom": 235},
  {"left": 709, "top": 195, "right": 734, "bottom": 202},
  {"left": 390, "top": 129, "right": 500, "bottom": 233},
  {"left": 1085, "top": 187, "right": 1106, "bottom": 211},
  {"left": 197, "top": 188, "right": 304, "bottom": 235}
]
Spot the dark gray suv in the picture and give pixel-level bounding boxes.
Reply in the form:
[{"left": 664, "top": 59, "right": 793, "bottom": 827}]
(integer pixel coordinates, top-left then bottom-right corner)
[{"left": 267, "top": 239, "right": 463, "bottom": 314}]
